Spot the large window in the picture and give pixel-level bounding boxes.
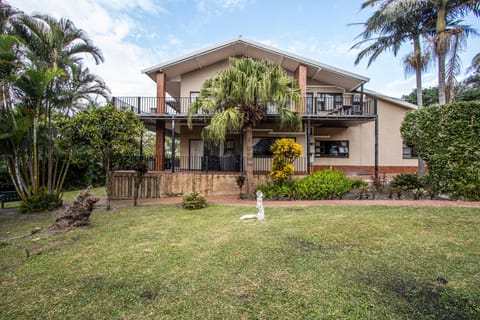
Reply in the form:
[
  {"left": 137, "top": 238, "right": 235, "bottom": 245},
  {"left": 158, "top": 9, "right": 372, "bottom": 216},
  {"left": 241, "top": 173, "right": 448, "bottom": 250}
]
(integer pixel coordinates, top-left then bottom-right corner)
[
  {"left": 253, "top": 137, "right": 295, "bottom": 157},
  {"left": 402, "top": 142, "right": 418, "bottom": 159},
  {"left": 315, "top": 140, "right": 349, "bottom": 158}
]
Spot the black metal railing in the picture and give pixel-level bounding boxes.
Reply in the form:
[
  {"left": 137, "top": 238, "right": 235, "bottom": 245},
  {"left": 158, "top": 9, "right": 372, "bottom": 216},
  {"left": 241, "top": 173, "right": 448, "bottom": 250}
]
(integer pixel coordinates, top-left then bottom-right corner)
[
  {"left": 113, "top": 96, "right": 374, "bottom": 116},
  {"left": 113, "top": 155, "right": 308, "bottom": 174}
]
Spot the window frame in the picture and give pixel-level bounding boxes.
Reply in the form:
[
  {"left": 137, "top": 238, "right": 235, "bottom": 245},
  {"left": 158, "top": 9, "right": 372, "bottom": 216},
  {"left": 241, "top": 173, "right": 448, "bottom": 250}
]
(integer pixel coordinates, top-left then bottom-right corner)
[
  {"left": 402, "top": 142, "right": 418, "bottom": 159},
  {"left": 314, "top": 140, "right": 349, "bottom": 158},
  {"left": 253, "top": 137, "right": 296, "bottom": 157}
]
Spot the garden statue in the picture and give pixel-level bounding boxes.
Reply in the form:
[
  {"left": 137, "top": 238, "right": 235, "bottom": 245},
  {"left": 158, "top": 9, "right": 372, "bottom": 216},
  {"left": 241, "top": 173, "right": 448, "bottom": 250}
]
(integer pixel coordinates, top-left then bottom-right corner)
[
  {"left": 240, "top": 190, "right": 265, "bottom": 221},
  {"left": 256, "top": 190, "right": 264, "bottom": 221}
]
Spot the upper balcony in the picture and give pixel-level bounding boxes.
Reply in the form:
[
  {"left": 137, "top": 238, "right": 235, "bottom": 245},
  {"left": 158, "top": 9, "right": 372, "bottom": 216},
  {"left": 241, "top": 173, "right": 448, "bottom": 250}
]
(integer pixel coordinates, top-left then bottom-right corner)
[{"left": 112, "top": 95, "right": 375, "bottom": 119}]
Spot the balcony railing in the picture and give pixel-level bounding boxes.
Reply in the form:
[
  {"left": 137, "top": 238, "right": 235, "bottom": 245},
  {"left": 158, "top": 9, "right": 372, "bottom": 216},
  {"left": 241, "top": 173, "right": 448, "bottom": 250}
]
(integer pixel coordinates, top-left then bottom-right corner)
[
  {"left": 114, "top": 155, "right": 308, "bottom": 174},
  {"left": 113, "top": 96, "right": 375, "bottom": 116}
]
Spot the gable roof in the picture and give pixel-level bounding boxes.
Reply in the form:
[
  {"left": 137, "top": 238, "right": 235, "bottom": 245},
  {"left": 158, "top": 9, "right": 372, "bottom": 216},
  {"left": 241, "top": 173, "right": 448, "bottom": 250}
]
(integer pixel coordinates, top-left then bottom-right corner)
[
  {"left": 363, "top": 89, "right": 418, "bottom": 110},
  {"left": 142, "top": 37, "right": 370, "bottom": 91}
]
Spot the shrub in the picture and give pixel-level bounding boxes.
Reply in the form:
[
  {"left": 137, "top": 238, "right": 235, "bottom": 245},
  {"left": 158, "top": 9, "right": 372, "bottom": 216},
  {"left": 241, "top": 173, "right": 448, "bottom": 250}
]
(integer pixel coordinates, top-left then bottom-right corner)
[
  {"left": 19, "top": 189, "right": 62, "bottom": 214},
  {"left": 181, "top": 192, "right": 207, "bottom": 210},
  {"left": 401, "top": 101, "right": 480, "bottom": 200},
  {"left": 390, "top": 173, "right": 424, "bottom": 191},
  {"left": 269, "top": 138, "right": 303, "bottom": 185},
  {"left": 257, "top": 180, "right": 296, "bottom": 200},
  {"left": 294, "top": 169, "right": 353, "bottom": 200},
  {"left": 351, "top": 178, "right": 368, "bottom": 189}
]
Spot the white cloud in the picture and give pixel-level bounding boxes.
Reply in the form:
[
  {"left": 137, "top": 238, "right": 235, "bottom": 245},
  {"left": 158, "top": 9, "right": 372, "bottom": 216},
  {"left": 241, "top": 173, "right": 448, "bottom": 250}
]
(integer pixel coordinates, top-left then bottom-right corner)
[
  {"left": 258, "top": 39, "right": 280, "bottom": 49},
  {"left": 12, "top": 0, "right": 168, "bottom": 97}
]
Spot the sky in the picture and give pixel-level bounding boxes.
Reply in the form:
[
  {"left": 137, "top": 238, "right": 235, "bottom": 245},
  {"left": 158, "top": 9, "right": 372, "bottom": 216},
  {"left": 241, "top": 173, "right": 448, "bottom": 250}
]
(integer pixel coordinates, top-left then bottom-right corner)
[{"left": 10, "top": 0, "right": 480, "bottom": 99}]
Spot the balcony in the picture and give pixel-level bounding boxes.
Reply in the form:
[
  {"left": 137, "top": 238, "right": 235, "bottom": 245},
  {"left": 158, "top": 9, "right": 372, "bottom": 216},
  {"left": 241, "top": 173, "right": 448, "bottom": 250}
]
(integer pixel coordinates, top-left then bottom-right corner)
[
  {"left": 113, "top": 96, "right": 375, "bottom": 117},
  {"left": 113, "top": 155, "right": 308, "bottom": 174}
]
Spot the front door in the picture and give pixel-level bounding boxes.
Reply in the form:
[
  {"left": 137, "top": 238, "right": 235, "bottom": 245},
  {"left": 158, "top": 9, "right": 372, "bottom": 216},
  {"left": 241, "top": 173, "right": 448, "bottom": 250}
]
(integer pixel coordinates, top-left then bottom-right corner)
[{"left": 189, "top": 140, "right": 203, "bottom": 170}]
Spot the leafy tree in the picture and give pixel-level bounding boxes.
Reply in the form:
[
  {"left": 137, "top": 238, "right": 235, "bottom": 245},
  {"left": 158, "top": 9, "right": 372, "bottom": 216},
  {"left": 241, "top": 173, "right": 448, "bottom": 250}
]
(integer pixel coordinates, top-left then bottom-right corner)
[
  {"left": 455, "top": 73, "right": 480, "bottom": 101},
  {"left": 403, "top": 74, "right": 480, "bottom": 105},
  {"left": 402, "top": 87, "right": 439, "bottom": 106},
  {"left": 188, "top": 57, "right": 301, "bottom": 195},
  {"left": 0, "top": 1, "right": 109, "bottom": 211},
  {"left": 401, "top": 101, "right": 480, "bottom": 200},
  {"left": 65, "top": 105, "right": 144, "bottom": 209}
]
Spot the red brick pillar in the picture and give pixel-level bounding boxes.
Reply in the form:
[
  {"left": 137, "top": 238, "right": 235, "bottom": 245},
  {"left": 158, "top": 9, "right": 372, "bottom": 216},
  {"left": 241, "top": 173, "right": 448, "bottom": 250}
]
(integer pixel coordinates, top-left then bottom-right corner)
[
  {"left": 294, "top": 64, "right": 307, "bottom": 114},
  {"left": 155, "top": 121, "right": 165, "bottom": 171},
  {"left": 156, "top": 72, "right": 166, "bottom": 114}
]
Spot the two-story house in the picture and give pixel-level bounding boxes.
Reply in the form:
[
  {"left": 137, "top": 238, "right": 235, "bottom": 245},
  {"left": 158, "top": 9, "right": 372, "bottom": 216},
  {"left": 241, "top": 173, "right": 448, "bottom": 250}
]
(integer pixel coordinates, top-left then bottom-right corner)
[{"left": 113, "top": 37, "right": 418, "bottom": 197}]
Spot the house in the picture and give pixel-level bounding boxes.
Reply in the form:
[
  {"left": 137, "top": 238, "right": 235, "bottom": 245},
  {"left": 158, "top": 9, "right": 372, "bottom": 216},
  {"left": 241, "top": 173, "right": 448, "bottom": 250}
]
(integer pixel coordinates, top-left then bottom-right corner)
[{"left": 112, "top": 37, "right": 418, "bottom": 198}]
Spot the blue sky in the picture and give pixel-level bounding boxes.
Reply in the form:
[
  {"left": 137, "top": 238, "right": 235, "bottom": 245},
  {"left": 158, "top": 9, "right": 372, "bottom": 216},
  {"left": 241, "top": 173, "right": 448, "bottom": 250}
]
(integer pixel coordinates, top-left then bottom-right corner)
[{"left": 12, "top": 0, "right": 480, "bottom": 98}]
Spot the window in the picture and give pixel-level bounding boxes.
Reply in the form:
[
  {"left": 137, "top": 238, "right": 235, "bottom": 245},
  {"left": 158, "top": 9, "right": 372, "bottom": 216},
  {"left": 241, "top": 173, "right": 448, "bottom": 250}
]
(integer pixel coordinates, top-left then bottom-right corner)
[
  {"left": 402, "top": 142, "right": 418, "bottom": 159},
  {"left": 190, "top": 91, "right": 199, "bottom": 102},
  {"left": 253, "top": 137, "right": 295, "bottom": 157},
  {"left": 315, "top": 141, "right": 349, "bottom": 158},
  {"left": 317, "top": 93, "right": 343, "bottom": 111}
]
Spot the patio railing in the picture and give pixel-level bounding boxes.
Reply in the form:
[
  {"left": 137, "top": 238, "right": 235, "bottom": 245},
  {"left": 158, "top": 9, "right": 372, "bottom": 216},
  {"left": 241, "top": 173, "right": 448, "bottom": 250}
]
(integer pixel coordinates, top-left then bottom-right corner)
[
  {"left": 113, "top": 96, "right": 374, "bottom": 116},
  {"left": 113, "top": 155, "right": 308, "bottom": 174}
]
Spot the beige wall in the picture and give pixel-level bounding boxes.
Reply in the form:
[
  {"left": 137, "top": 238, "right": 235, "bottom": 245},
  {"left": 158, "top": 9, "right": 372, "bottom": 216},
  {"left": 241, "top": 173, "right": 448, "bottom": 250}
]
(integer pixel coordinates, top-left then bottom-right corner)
[
  {"left": 180, "top": 60, "right": 229, "bottom": 98},
  {"left": 175, "top": 59, "right": 416, "bottom": 170},
  {"left": 310, "top": 97, "right": 417, "bottom": 168}
]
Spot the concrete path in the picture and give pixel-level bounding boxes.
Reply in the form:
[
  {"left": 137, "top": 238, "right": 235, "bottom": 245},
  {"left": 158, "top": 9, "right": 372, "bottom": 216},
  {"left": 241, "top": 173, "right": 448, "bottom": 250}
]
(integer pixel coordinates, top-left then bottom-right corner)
[{"left": 107, "top": 195, "right": 480, "bottom": 208}]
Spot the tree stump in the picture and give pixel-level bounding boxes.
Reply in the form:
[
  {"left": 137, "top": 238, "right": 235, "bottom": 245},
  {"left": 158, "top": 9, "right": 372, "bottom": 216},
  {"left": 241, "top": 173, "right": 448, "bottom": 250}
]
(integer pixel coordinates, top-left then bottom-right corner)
[{"left": 55, "top": 187, "right": 99, "bottom": 228}]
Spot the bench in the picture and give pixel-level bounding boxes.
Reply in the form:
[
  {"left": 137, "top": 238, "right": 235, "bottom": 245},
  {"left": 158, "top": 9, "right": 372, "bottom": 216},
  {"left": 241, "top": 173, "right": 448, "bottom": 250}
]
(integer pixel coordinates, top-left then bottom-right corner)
[{"left": 1, "top": 191, "right": 21, "bottom": 208}]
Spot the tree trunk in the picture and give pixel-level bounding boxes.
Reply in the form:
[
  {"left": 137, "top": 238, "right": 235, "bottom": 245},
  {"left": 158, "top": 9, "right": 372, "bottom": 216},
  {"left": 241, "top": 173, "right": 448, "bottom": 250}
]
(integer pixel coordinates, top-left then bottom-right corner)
[
  {"left": 436, "top": 0, "right": 448, "bottom": 105},
  {"left": 133, "top": 171, "right": 143, "bottom": 206},
  {"left": 47, "top": 101, "right": 53, "bottom": 194},
  {"left": 244, "top": 124, "right": 255, "bottom": 196},
  {"left": 33, "top": 104, "right": 39, "bottom": 195},
  {"left": 414, "top": 36, "right": 426, "bottom": 177},
  {"left": 104, "top": 149, "right": 112, "bottom": 210}
]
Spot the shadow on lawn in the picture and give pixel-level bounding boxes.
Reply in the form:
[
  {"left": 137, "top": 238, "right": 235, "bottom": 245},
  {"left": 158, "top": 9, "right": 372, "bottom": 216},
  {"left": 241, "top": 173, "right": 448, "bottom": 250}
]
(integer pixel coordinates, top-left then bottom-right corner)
[{"left": 356, "top": 268, "right": 479, "bottom": 319}]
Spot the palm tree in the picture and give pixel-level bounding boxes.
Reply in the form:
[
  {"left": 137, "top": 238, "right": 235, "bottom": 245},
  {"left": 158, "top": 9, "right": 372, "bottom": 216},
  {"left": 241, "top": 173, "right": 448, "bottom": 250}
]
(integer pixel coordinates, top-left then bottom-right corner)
[
  {"left": 352, "top": 0, "right": 434, "bottom": 176},
  {"left": 15, "top": 13, "right": 107, "bottom": 194},
  {"left": 361, "top": 0, "right": 480, "bottom": 104},
  {"left": 470, "top": 52, "right": 480, "bottom": 72},
  {"left": 54, "top": 64, "right": 110, "bottom": 114},
  {"left": 0, "top": 1, "right": 20, "bottom": 34},
  {"left": 434, "top": 0, "right": 480, "bottom": 104},
  {"left": 187, "top": 57, "right": 302, "bottom": 195},
  {"left": 14, "top": 66, "right": 65, "bottom": 195}
]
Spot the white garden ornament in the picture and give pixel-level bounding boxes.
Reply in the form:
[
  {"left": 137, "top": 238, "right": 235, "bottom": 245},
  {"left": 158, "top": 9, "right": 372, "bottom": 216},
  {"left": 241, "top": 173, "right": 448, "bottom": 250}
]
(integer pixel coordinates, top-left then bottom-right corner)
[{"left": 240, "top": 190, "right": 265, "bottom": 221}]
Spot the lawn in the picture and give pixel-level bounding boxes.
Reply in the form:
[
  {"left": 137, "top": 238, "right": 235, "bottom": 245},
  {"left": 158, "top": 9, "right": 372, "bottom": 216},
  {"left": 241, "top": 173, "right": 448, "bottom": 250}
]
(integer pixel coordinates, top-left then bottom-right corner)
[
  {"left": 1, "top": 187, "right": 106, "bottom": 209},
  {"left": 0, "top": 203, "right": 479, "bottom": 319}
]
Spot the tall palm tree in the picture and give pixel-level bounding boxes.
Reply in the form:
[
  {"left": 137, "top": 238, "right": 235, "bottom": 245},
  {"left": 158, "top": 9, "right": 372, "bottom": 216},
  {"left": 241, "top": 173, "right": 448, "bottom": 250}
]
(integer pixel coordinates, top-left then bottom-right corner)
[
  {"left": 15, "top": 13, "right": 107, "bottom": 194},
  {"left": 14, "top": 66, "right": 64, "bottom": 195},
  {"left": 434, "top": 0, "right": 479, "bottom": 104},
  {"left": 187, "top": 57, "right": 302, "bottom": 195},
  {"left": 352, "top": 0, "right": 434, "bottom": 175},
  {"left": 361, "top": 0, "right": 480, "bottom": 104}
]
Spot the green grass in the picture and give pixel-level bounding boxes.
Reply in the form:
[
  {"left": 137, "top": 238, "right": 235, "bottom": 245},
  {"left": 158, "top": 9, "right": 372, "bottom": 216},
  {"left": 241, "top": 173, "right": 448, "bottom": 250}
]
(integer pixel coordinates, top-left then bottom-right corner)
[
  {"left": 1, "top": 187, "right": 106, "bottom": 209},
  {"left": 0, "top": 204, "right": 479, "bottom": 319}
]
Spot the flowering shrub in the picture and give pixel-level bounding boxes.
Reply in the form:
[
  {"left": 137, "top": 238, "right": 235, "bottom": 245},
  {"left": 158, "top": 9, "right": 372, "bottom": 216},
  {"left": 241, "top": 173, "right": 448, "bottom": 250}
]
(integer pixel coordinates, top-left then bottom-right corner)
[{"left": 269, "top": 138, "right": 303, "bottom": 185}]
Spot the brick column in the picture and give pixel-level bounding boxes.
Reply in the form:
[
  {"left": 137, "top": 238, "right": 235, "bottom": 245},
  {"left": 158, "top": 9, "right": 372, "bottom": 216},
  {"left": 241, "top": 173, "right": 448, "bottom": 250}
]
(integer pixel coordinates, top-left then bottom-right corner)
[
  {"left": 156, "top": 72, "right": 166, "bottom": 114},
  {"left": 294, "top": 64, "right": 307, "bottom": 114},
  {"left": 155, "top": 121, "right": 165, "bottom": 171}
]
